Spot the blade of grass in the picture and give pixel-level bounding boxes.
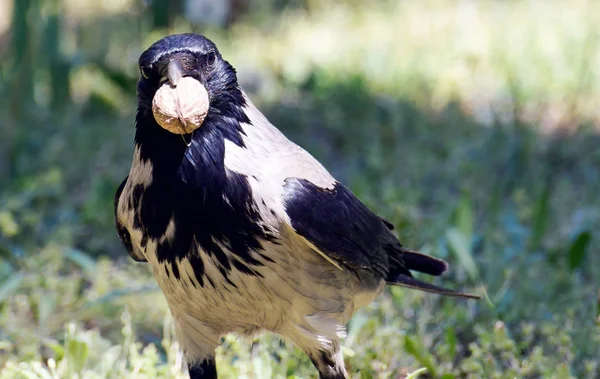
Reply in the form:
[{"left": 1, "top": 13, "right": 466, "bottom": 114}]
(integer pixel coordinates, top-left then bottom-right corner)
[
  {"left": 406, "top": 367, "right": 428, "bottom": 379},
  {"left": 568, "top": 231, "right": 591, "bottom": 271},
  {"left": 404, "top": 335, "right": 437, "bottom": 378},
  {"left": 446, "top": 228, "right": 479, "bottom": 281},
  {"left": 0, "top": 272, "right": 23, "bottom": 303}
]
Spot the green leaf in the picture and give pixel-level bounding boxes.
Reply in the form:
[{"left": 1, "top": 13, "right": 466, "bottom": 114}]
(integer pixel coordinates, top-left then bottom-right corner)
[
  {"left": 445, "top": 326, "right": 457, "bottom": 360},
  {"left": 404, "top": 335, "right": 437, "bottom": 377},
  {"left": 446, "top": 228, "right": 479, "bottom": 281},
  {"left": 0, "top": 211, "right": 19, "bottom": 237},
  {"left": 44, "top": 339, "right": 65, "bottom": 361},
  {"left": 67, "top": 338, "right": 89, "bottom": 374},
  {"left": 568, "top": 231, "right": 591, "bottom": 271}
]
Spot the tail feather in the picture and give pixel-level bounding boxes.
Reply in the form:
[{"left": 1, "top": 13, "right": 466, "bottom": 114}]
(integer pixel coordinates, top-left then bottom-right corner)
[
  {"left": 402, "top": 248, "right": 448, "bottom": 276},
  {"left": 384, "top": 241, "right": 479, "bottom": 299},
  {"left": 388, "top": 273, "right": 480, "bottom": 299}
]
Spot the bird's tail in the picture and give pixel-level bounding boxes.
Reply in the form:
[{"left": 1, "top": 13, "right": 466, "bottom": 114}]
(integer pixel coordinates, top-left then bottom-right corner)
[
  {"left": 387, "top": 248, "right": 480, "bottom": 299},
  {"left": 387, "top": 273, "right": 480, "bottom": 299}
]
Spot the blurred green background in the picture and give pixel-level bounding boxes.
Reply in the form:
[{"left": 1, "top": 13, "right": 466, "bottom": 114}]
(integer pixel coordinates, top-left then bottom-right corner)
[{"left": 0, "top": 0, "right": 599, "bottom": 378}]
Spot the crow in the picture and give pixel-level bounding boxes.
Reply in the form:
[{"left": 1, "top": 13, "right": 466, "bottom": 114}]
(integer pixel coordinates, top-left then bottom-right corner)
[{"left": 115, "top": 33, "right": 479, "bottom": 379}]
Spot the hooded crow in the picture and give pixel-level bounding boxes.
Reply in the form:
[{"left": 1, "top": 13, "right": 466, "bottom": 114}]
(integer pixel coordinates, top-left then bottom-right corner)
[{"left": 115, "top": 33, "right": 479, "bottom": 379}]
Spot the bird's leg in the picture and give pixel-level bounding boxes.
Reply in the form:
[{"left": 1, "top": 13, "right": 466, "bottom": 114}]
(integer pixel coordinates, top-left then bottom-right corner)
[
  {"left": 292, "top": 334, "right": 348, "bottom": 379},
  {"left": 308, "top": 344, "right": 348, "bottom": 379},
  {"left": 172, "top": 315, "right": 221, "bottom": 379},
  {"left": 288, "top": 322, "right": 349, "bottom": 378},
  {"left": 188, "top": 357, "right": 217, "bottom": 379}
]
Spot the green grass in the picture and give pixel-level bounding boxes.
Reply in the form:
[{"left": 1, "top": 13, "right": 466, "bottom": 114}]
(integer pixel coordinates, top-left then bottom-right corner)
[{"left": 1, "top": 0, "right": 599, "bottom": 378}]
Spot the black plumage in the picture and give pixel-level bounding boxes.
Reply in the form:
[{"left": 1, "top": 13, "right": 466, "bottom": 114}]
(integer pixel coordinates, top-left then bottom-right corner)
[
  {"left": 283, "top": 178, "right": 471, "bottom": 298},
  {"left": 115, "top": 33, "right": 478, "bottom": 379}
]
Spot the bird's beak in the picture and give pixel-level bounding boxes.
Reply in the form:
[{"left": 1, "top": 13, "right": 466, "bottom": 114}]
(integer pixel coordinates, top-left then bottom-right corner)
[
  {"left": 152, "top": 60, "right": 210, "bottom": 135},
  {"left": 167, "top": 59, "right": 183, "bottom": 87}
]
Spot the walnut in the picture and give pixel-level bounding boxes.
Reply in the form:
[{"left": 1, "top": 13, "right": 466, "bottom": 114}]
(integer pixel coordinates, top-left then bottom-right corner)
[{"left": 152, "top": 77, "right": 209, "bottom": 135}]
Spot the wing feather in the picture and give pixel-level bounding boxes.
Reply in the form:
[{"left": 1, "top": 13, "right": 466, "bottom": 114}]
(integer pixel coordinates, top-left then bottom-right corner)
[{"left": 282, "top": 177, "right": 391, "bottom": 277}]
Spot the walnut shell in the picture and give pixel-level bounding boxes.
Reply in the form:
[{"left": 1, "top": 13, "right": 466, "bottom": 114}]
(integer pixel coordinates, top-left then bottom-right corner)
[{"left": 152, "top": 76, "right": 209, "bottom": 135}]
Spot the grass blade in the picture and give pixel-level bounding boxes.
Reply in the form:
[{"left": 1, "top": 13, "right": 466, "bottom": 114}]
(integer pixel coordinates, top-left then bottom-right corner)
[
  {"left": 446, "top": 228, "right": 479, "bottom": 281},
  {"left": 404, "top": 335, "right": 437, "bottom": 378},
  {"left": 406, "top": 367, "right": 428, "bottom": 379},
  {"left": 568, "top": 231, "right": 591, "bottom": 271},
  {"left": 0, "top": 272, "right": 23, "bottom": 303}
]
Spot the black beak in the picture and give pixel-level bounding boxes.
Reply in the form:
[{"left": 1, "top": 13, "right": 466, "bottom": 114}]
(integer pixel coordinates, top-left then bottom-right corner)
[{"left": 167, "top": 59, "right": 184, "bottom": 87}]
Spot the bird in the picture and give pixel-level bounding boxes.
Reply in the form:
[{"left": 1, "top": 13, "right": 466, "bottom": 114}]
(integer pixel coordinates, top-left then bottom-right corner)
[{"left": 115, "top": 33, "right": 479, "bottom": 379}]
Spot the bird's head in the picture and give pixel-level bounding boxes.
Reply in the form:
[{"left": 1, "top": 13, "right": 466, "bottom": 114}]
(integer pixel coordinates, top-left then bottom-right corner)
[{"left": 137, "top": 33, "right": 243, "bottom": 135}]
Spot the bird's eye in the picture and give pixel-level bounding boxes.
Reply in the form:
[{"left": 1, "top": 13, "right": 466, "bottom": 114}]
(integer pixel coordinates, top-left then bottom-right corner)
[
  {"left": 205, "top": 51, "right": 216, "bottom": 67},
  {"left": 140, "top": 66, "right": 150, "bottom": 79}
]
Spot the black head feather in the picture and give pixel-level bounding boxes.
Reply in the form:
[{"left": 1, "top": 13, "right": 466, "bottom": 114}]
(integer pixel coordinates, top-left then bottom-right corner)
[
  {"left": 134, "top": 34, "right": 250, "bottom": 171},
  {"left": 137, "top": 33, "right": 244, "bottom": 120}
]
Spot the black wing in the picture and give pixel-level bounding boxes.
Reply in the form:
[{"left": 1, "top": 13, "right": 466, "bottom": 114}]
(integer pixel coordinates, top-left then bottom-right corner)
[
  {"left": 282, "top": 178, "right": 391, "bottom": 276},
  {"left": 282, "top": 178, "right": 480, "bottom": 299},
  {"left": 114, "top": 177, "right": 147, "bottom": 262}
]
